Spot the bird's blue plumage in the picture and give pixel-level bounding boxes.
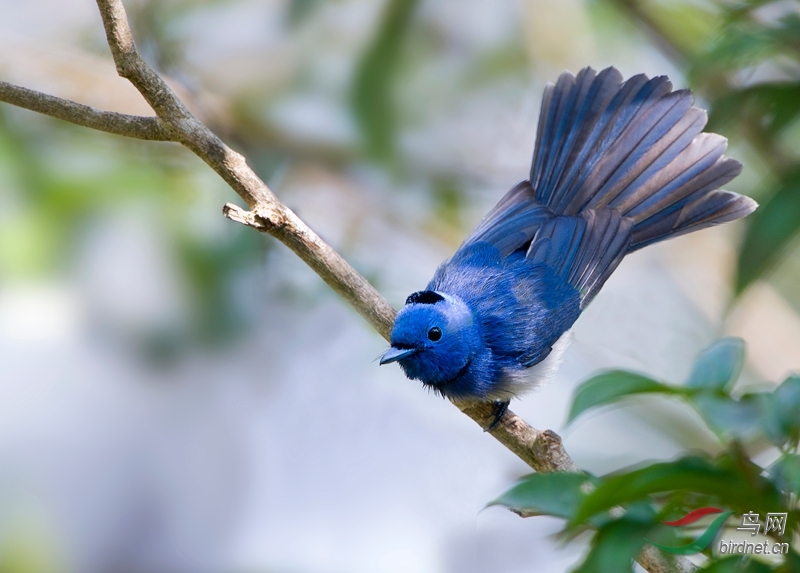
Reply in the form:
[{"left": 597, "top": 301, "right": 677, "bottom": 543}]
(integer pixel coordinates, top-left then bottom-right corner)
[{"left": 380, "top": 66, "right": 757, "bottom": 405}]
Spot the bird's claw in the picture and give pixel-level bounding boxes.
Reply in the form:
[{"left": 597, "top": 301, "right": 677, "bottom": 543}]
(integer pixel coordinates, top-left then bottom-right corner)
[{"left": 484, "top": 400, "right": 510, "bottom": 432}]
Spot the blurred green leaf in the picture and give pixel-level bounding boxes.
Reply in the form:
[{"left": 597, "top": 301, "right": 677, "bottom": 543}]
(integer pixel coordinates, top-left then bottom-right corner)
[
  {"left": 770, "top": 455, "right": 800, "bottom": 496},
  {"left": 722, "top": 0, "right": 776, "bottom": 25},
  {"left": 0, "top": 211, "right": 60, "bottom": 277},
  {"left": 783, "top": 549, "right": 800, "bottom": 572},
  {"left": 351, "top": 0, "right": 421, "bottom": 160},
  {"left": 178, "top": 223, "right": 269, "bottom": 345},
  {"left": 709, "top": 84, "right": 800, "bottom": 137},
  {"left": 431, "top": 176, "right": 467, "bottom": 231},
  {"left": 759, "top": 376, "right": 800, "bottom": 448},
  {"left": 737, "top": 168, "right": 800, "bottom": 292},
  {"left": 695, "top": 13, "right": 800, "bottom": 76},
  {"left": 690, "top": 393, "right": 766, "bottom": 441},
  {"left": 640, "top": 2, "right": 717, "bottom": 57},
  {"left": 572, "top": 456, "right": 782, "bottom": 526},
  {"left": 463, "top": 45, "right": 530, "bottom": 87},
  {"left": 568, "top": 371, "right": 683, "bottom": 423},
  {"left": 287, "top": 0, "right": 321, "bottom": 26},
  {"left": 488, "top": 472, "right": 598, "bottom": 519},
  {"left": 678, "top": 4, "right": 800, "bottom": 296},
  {"left": 686, "top": 337, "right": 745, "bottom": 392},
  {"left": 0, "top": 105, "right": 270, "bottom": 355},
  {"left": 700, "top": 555, "right": 775, "bottom": 573},
  {"left": 571, "top": 517, "right": 651, "bottom": 573},
  {"left": 647, "top": 510, "right": 733, "bottom": 556}
]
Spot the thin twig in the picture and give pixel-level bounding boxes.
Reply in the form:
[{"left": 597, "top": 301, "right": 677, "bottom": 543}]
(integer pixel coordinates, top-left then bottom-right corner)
[
  {"left": 0, "top": 81, "right": 172, "bottom": 141},
  {"left": 95, "top": 0, "right": 274, "bottom": 208},
  {"left": 92, "top": 0, "right": 396, "bottom": 334},
  {"left": 639, "top": 546, "right": 699, "bottom": 573},
  {"left": 222, "top": 203, "right": 398, "bottom": 337},
  {"left": 221, "top": 200, "right": 578, "bottom": 472}
]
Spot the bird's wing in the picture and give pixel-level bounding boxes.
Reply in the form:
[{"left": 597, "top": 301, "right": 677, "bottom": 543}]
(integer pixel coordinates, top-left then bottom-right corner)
[
  {"left": 439, "top": 209, "right": 632, "bottom": 369},
  {"left": 460, "top": 180, "right": 553, "bottom": 258},
  {"left": 529, "top": 66, "right": 754, "bottom": 250},
  {"left": 525, "top": 208, "right": 633, "bottom": 308}
]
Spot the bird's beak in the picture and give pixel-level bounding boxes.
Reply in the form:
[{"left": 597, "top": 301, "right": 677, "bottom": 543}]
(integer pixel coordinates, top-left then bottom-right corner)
[{"left": 379, "top": 346, "right": 418, "bottom": 365}]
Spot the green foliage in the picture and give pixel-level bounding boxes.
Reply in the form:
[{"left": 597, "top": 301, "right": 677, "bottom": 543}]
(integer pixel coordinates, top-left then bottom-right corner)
[
  {"left": 771, "top": 455, "right": 800, "bottom": 497},
  {"left": 686, "top": 338, "right": 745, "bottom": 392},
  {"left": 493, "top": 339, "right": 800, "bottom": 572},
  {"left": 571, "top": 453, "right": 785, "bottom": 526},
  {"left": 0, "top": 109, "right": 269, "bottom": 358},
  {"left": 488, "top": 472, "right": 599, "bottom": 519},
  {"left": 761, "top": 377, "right": 800, "bottom": 448},
  {"left": 710, "top": 84, "right": 800, "bottom": 140},
  {"left": 570, "top": 516, "right": 652, "bottom": 573},
  {"left": 602, "top": 0, "right": 800, "bottom": 298},
  {"left": 287, "top": 0, "right": 322, "bottom": 27},
  {"left": 568, "top": 372, "right": 685, "bottom": 423},
  {"left": 568, "top": 338, "right": 795, "bottom": 443},
  {"left": 701, "top": 556, "right": 775, "bottom": 573},
  {"left": 351, "top": 0, "right": 421, "bottom": 160},
  {"left": 684, "top": 5, "right": 800, "bottom": 293},
  {"left": 639, "top": 1, "right": 717, "bottom": 56},
  {"left": 736, "top": 169, "right": 800, "bottom": 293}
]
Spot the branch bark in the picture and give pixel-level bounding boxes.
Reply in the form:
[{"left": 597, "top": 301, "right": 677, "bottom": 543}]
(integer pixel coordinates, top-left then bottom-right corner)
[
  {"left": 0, "top": 2, "right": 696, "bottom": 571},
  {"left": 0, "top": 81, "right": 171, "bottom": 141}
]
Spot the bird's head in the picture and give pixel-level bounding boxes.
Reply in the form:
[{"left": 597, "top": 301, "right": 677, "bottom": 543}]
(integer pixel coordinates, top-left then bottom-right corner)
[{"left": 380, "top": 290, "right": 479, "bottom": 390}]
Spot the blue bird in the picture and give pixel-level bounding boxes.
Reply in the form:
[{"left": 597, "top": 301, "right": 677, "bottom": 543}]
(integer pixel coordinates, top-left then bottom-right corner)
[{"left": 379, "top": 67, "right": 756, "bottom": 427}]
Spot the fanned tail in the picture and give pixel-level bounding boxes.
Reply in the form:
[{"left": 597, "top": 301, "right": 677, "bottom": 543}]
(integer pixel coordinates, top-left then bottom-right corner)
[
  {"left": 529, "top": 66, "right": 755, "bottom": 250},
  {"left": 456, "top": 66, "right": 756, "bottom": 310}
]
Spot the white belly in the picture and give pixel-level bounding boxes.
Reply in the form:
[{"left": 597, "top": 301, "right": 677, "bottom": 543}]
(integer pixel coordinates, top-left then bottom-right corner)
[{"left": 485, "top": 330, "right": 573, "bottom": 401}]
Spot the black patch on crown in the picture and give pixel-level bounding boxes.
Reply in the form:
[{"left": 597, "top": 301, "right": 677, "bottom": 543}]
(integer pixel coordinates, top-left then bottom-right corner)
[{"left": 405, "top": 290, "right": 445, "bottom": 305}]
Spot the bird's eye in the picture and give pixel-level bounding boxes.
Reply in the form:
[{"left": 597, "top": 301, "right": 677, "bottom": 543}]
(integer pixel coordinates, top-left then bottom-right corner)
[{"left": 427, "top": 327, "right": 442, "bottom": 342}]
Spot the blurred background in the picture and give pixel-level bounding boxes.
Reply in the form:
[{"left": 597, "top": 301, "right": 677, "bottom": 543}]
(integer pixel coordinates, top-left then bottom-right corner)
[{"left": 0, "top": 0, "right": 798, "bottom": 571}]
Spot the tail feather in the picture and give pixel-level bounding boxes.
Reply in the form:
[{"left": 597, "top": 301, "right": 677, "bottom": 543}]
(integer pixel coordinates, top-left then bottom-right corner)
[
  {"left": 678, "top": 190, "right": 755, "bottom": 228},
  {"left": 546, "top": 73, "right": 676, "bottom": 213},
  {"left": 464, "top": 181, "right": 552, "bottom": 257},
  {"left": 583, "top": 92, "right": 699, "bottom": 212},
  {"left": 574, "top": 89, "right": 694, "bottom": 212},
  {"left": 534, "top": 68, "right": 601, "bottom": 203},
  {"left": 526, "top": 209, "right": 633, "bottom": 307},
  {"left": 612, "top": 133, "right": 732, "bottom": 225},
  {"left": 631, "top": 190, "right": 756, "bottom": 249},
  {"left": 460, "top": 66, "right": 755, "bottom": 265},
  {"left": 613, "top": 131, "right": 728, "bottom": 218},
  {"left": 530, "top": 67, "right": 753, "bottom": 248}
]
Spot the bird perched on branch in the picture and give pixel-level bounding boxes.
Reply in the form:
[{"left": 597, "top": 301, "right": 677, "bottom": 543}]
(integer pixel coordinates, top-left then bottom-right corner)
[{"left": 379, "top": 66, "right": 756, "bottom": 428}]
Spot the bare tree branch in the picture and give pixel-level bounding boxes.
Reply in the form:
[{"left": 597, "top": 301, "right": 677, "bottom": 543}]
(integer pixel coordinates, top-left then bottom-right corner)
[
  {"left": 90, "top": 0, "right": 397, "bottom": 335},
  {"left": 639, "top": 546, "right": 699, "bottom": 573},
  {"left": 94, "top": 0, "right": 584, "bottom": 482},
  {"left": 94, "top": 0, "right": 273, "bottom": 208},
  {"left": 0, "top": 80, "right": 171, "bottom": 141},
  {"left": 456, "top": 399, "right": 578, "bottom": 472},
  {"left": 0, "top": 2, "right": 697, "bottom": 570},
  {"left": 222, "top": 203, "right": 397, "bottom": 337}
]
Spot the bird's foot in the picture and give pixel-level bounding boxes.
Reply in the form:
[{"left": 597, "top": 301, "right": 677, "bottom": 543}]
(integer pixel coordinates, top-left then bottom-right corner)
[{"left": 484, "top": 400, "right": 510, "bottom": 432}]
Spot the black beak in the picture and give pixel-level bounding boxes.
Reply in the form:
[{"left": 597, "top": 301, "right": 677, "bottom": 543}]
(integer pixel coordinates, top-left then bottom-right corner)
[{"left": 379, "top": 346, "right": 418, "bottom": 365}]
